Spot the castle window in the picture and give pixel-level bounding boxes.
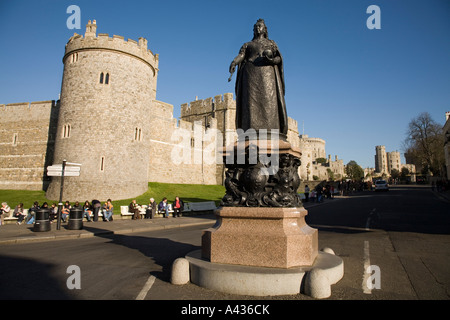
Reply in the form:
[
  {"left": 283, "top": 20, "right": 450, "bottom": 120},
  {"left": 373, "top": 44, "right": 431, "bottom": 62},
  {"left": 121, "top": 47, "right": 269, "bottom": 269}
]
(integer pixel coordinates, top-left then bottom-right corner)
[
  {"left": 12, "top": 133, "right": 18, "bottom": 146},
  {"left": 99, "top": 72, "right": 110, "bottom": 85},
  {"left": 71, "top": 53, "right": 79, "bottom": 63},
  {"left": 134, "top": 127, "right": 142, "bottom": 141},
  {"left": 62, "top": 124, "right": 71, "bottom": 138},
  {"left": 100, "top": 156, "right": 105, "bottom": 172}
]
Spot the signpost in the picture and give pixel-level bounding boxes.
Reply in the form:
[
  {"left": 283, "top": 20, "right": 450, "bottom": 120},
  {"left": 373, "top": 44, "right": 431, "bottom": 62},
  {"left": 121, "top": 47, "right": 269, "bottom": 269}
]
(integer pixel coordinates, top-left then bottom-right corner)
[{"left": 47, "top": 160, "right": 82, "bottom": 230}]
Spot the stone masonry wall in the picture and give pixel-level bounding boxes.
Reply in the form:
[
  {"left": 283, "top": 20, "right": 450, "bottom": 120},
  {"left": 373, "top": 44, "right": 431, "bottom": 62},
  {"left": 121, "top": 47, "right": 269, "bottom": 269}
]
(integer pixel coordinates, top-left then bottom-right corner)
[
  {"left": 0, "top": 101, "right": 59, "bottom": 190},
  {"left": 148, "top": 100, "right": 219, "bottom": 185}
]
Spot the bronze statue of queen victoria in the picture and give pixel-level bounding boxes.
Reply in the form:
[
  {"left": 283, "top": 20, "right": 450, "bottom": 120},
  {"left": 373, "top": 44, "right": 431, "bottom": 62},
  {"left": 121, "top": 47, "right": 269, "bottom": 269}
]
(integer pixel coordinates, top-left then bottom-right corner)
[
  {"left": 229, "top": 19, "right": 288, "bottom": 137},
  {"left": 223, "top": 19, "right": 301, "bottom": 208}
]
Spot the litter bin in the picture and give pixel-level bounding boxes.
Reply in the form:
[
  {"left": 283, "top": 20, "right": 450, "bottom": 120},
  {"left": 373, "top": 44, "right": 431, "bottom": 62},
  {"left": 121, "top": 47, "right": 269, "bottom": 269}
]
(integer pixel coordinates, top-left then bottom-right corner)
[
  {"left": 33, "top": 208, "right": 51, "bottom": 232},
  {"left": 68, "top": 207, "right": 83, "bottom": 230}
]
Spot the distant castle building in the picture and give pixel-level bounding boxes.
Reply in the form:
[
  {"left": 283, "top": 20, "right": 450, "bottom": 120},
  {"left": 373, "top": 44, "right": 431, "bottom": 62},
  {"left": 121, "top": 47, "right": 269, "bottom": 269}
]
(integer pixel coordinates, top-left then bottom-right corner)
[
  {"left": 375, "top": 145, "right": 388, "bottom": 174},
  {"left": 374, "top": 145, "right": 416, "bottom": 179},
  {"left": 0, "top": 20, "right": 344, "bottom": 201},
  {"left": 387, "top": 151, "right": 401, "bottom": 173},
  {"left": 297, "top": 135, "right": 344, "bottom": 181}
]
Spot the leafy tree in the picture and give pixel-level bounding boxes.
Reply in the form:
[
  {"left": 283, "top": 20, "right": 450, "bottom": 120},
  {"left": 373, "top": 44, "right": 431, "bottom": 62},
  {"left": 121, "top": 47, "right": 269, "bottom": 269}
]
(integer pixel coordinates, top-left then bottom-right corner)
[
  {"left": 403, "top": 112, "right": 445, "bottom": 176},
  {"left": 326, "top": 168, "right": 335, "bottom": 181},
  {"left": 390, "top": 168, "right": 400, "bottom": 180},
  {"left": 345, "top": 160, "right": 364, "bottom": 180},
  {"left": 400, "top": 167, "right": 410, "bottom": 181}
]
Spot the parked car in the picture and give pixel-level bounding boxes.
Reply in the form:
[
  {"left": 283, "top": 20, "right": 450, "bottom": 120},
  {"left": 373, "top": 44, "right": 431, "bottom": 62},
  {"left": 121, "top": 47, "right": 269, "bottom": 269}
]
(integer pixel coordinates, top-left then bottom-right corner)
[{"left": 374, "top": 180, "right": 389, "bottom": 192}]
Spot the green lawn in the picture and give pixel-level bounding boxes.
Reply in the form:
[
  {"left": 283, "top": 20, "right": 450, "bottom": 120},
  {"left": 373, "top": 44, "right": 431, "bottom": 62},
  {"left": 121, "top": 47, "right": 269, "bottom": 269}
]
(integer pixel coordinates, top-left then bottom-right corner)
[
  {"left": 114, "top": 182, "right": 226, "bottom": 207},
  {"left": 0, "top": 182, "right": 225, "bottom": 212}
]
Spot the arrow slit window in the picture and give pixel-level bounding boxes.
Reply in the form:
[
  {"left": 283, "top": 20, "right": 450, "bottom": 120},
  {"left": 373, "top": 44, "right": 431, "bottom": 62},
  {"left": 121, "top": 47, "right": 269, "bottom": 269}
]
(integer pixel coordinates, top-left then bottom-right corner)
[
  {"left": 134, "top": 127, "right": 142, "bottom": 141},
  {"left": 100, "top": 156, "right": 105, "bottom": 172},
  {"left": 12, "top": 133, "right": 18, "bottom": 146},
  {"left": 62, "top": 124, "right": 71, "bottom": 138}
]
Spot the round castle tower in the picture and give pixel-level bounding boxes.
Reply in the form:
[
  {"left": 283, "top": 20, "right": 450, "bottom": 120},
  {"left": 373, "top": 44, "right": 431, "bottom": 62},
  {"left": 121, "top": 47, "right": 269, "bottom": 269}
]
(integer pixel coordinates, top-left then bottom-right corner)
[{"left": 46, "top": 20, "right": 159, "bottom": 201}]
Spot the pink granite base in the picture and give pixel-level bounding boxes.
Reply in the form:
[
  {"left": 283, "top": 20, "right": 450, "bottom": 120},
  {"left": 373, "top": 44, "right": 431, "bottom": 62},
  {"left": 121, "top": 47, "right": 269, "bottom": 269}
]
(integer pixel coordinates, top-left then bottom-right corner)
[{"left": 202, "top": 206, "right": 318, "bottom": 268}]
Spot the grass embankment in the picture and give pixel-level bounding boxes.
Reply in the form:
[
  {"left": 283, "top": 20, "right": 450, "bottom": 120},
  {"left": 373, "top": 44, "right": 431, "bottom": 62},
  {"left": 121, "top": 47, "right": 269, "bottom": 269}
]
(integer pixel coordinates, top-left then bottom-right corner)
[{"left": 0, "top": 182, "right": 225, "bottom": 212}]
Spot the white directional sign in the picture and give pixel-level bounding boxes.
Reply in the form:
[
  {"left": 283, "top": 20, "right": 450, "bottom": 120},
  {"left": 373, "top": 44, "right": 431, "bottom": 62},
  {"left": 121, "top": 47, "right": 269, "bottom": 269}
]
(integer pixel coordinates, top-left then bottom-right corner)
[
  {"left": 47, "top": 170, "right": 80, "bottom": 177},
  {"left": 47, "top": 164, "right": 81, "bottom": 177}
]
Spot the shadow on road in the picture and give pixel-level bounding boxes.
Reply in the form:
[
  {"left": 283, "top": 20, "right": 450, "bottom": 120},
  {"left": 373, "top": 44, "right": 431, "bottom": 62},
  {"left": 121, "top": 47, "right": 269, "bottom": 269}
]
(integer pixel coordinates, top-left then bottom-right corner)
[
  {"left": 0, "top": 255, "right": 74, "bottom": 300},
  {"left": 305, "top": 186, "right": 450, "bottom": 235},
  {"left": 91, "top": 230, "right": 200, "bottom": 283}
]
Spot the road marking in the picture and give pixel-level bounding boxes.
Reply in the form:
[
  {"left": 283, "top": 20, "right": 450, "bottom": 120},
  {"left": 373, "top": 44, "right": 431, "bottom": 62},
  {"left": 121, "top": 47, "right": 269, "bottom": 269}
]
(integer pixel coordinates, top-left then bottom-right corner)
[
  {"left": 362, "top": 240, "right": 372, "bottom": 294},
  {"left": 136, "top": 275, "right": 156, "bottom": 300}
]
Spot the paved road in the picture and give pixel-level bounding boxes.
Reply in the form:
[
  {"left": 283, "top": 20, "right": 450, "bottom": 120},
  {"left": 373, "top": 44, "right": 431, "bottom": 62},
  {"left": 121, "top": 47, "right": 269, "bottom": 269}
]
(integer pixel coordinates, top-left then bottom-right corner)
[
  {"left": 306, "top": 185, "right": 450, "bottom": 300},
  {"left": 0, "top": 185, "right": 448, "bottom": 304}
]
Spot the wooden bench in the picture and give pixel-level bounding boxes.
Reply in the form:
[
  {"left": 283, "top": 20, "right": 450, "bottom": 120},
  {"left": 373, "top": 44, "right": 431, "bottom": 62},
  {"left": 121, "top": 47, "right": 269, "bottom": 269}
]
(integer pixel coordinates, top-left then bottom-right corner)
[
  {"left": 3, "top": 208, "right": 29, "bottom": 224},
  {"left": 120, "top": 205, "right": 147, "bottom": 217}
]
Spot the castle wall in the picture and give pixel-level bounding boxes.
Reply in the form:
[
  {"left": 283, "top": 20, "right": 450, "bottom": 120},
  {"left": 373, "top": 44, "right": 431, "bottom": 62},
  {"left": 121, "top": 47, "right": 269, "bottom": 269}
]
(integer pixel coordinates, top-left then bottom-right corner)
[
  {"left": 287, "top": 117, "right": 300, "bottom": 148},
  {"left": 0, "top": 101, "right": 59, "bottom": 190},
  {"left": 148, "top": 100, "right": 219, "bottom": 185},
  {"left": 181, "top": 93, "right": 237, "bottom": 184}
]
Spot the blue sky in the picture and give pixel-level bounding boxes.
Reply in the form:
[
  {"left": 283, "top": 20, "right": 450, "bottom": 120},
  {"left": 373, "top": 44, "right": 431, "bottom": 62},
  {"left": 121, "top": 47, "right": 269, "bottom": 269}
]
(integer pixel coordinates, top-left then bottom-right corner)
[{"left": 1, "top": 0, "right": 449, "bottom": 169}]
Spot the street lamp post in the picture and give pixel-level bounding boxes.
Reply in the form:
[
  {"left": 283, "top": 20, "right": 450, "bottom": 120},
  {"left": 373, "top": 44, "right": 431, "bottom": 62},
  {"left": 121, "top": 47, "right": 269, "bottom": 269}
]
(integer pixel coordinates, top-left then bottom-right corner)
[{"left": 56, "top": 160, "right": 67, "bottom": 231}]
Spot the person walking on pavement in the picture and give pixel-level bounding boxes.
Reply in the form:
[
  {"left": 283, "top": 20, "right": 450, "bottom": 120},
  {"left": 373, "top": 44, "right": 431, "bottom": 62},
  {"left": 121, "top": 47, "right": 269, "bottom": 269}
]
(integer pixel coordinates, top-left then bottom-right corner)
[{"left": 304, "top": 185, "right": 310, "bottom": 202}]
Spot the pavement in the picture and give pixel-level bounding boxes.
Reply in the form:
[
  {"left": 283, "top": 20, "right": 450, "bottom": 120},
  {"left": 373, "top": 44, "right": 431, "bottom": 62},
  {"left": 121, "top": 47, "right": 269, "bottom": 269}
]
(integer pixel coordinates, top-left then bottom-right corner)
[
  {"left": 0, "top": 198, "right": 340, "bottom": 246},
  {"left": 0, "top": 213, "right": 218, "bottom": 245}
]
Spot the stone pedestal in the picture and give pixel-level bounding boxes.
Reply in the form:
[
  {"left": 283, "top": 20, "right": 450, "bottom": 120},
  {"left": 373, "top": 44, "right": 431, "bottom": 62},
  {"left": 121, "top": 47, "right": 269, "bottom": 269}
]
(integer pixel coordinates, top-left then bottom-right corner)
[{"left": 202, "top": 206, "right": 318, "bottom": 268}]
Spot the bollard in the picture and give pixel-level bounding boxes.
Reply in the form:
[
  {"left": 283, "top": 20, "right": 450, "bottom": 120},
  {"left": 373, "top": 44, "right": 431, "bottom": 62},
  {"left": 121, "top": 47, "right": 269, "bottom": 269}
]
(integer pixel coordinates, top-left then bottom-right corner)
[
  {"left": 33, "top": 208, "right": 51, "bottom": 232},
  {"left": 68, "top": 207, "right": 83, "bottom": 230}
]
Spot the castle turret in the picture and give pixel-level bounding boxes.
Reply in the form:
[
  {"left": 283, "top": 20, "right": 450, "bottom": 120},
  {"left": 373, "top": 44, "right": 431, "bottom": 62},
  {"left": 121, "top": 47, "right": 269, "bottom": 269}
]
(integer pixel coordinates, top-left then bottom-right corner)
[
  {"left": 46, "top": 20, "right": 159, "bottom": 201},
  {"left": 85, "top": 20, "right": 97, "bottom": 38}
]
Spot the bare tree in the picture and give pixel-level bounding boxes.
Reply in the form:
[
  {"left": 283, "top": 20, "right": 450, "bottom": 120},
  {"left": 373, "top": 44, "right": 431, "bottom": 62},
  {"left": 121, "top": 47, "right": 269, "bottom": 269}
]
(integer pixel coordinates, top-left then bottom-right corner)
[{"left": 403, "top": 112, "right": 445, "bottom": 176}]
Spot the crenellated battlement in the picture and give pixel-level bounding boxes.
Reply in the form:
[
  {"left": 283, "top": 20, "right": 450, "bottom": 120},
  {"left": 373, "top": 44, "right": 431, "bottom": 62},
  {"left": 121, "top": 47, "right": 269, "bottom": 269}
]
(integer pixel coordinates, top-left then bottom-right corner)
[
  {"left": 0, "top": 100, "right": 59, "bottom": 122},
  {"left": 287, "top": 117, "right": 299, "bottom": 133},
  {"left": 181, "top": 93, "right": 235, "bottom": 118},
  {"left": 64, "top": 20, "right": 159, "bottom": 73}
]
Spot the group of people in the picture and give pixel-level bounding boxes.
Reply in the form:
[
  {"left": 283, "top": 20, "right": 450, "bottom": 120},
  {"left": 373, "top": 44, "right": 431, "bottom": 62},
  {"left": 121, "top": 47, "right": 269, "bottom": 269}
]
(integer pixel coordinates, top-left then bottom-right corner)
[
  {"left": 303, "top": 183, "right": 336, "bottom": 203},
  {"left": 128, "top": 197, "right": 184, "bottom": 220},
  {"left": 1, "top": 196, "right": 186, "bottom": 226},
  {"left": 0, "top": 199, "right": 114, "bottom": 226},
  {"left": 50, "top": 199, "right": 114, "bottom": 223},
  {"left": 1, "top": 201, "right": 54, "bottom": 225}
]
